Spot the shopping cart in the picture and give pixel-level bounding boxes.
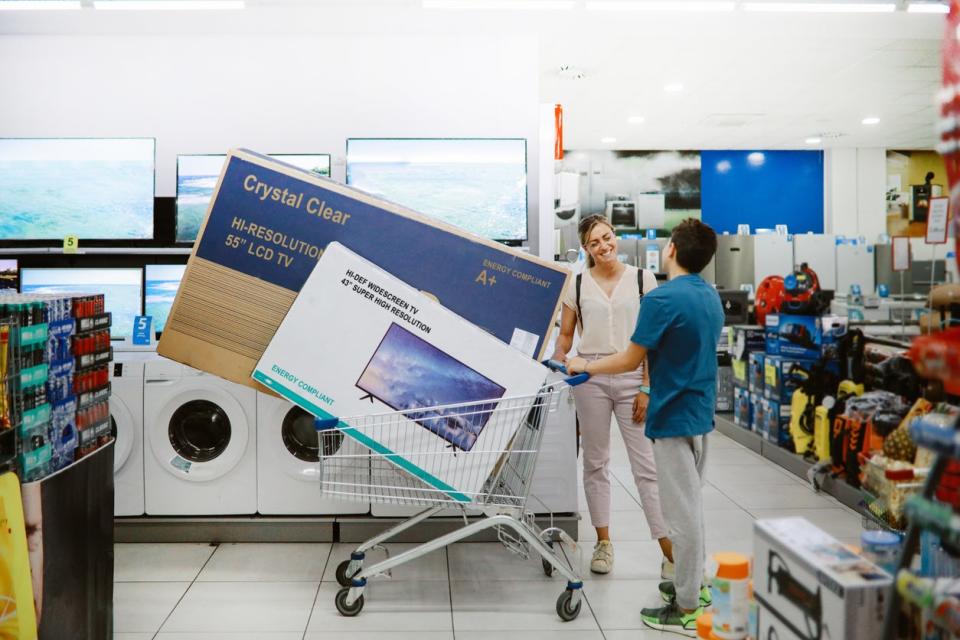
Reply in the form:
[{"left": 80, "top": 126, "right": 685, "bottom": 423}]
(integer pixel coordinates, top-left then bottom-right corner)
[{"left": 314, "top": 361, "right": 587, "bottom": 621}]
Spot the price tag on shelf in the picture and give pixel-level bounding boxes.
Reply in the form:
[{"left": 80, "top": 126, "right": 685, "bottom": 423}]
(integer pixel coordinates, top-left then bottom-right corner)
[
  {"left": 926, "top": 197, "right": 949, "bottom": 245},
  {"left": 62, "top": 235, "right": 79, "bottom": 254},
  {"left": 892, "top": 236, "right": 911, "bottom": 272},
  {"left": 132, "top": 316, "right": 153, "bottom": 346}
]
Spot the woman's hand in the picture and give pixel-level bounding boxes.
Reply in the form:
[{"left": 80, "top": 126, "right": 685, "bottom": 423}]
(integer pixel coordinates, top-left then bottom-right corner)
[
  {"left": 633, "top": 390, "right": 649, "bottom": 424},
  {"left": 567, "top": 356, "right": 588, "bottom": 375}
]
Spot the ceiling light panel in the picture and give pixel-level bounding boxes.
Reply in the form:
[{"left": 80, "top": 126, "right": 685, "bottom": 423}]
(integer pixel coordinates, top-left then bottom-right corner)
[
  {"left": 0, "top": 1, "right": 81, "bottom": 9},
  {"left": 742, "top": 2, "right": 896, "bottom": 13},
  {"left": 93, "top": 0, "right": 244, "bottom": 8},
  {"left": 585, "top": 1, "right": 736, "bottom": 11},
  {"left": 423, "top": 0, "right": 575, "bottom": 9}
]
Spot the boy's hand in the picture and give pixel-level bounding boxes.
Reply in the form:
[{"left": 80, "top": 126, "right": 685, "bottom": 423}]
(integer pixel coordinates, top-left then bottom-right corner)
[
  {"left": 567, "top": 356, "right": 588, "bottom": 375},
  {"left": 633, "top": 391, "right": 649, "bottom": 423},
  {"left": 551, "top": 351, "right": 568, "bottom": 365}
]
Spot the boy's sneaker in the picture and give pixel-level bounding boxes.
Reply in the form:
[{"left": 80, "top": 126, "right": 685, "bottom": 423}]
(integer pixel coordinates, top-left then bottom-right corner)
[
  {"left": 590, "top": 540, "right": 614, "bottom": 574},
  {"left": 640, "top": 601, "right": 702, "bottom": 637},
  {"left": 658, "top": 581, "right": 712, "bottom": 607},
  {"left": 661, "top": 558, "right": 675, "bottom": 580}
]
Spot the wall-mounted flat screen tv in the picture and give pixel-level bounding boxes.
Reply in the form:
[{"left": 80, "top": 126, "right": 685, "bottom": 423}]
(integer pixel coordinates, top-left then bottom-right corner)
[
  {"left": 346, "top": 138, "right": 528, "bottom": 242},
  {"left": 0, "top": 138, "right": 155, "bottom": 240},
  {"left": 0, "top": 260, "right": 17, "bottom": 292},
  {"left": 145, "top": 264, "right": 186, "bottom": 336},
  {"left": 176, "top": 153, "right": 332, "bottom": 242},
  {"left": 355, "top": 323, "right": 506, "bottom": 452},
  {"left": 20, "top": 268, "right": 143, "bottom": 340}
]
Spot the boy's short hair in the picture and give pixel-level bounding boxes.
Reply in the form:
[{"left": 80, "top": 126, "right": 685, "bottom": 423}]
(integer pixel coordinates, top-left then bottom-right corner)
[{"left": 670, "top": 218, "right": 717, "bottom": 274}]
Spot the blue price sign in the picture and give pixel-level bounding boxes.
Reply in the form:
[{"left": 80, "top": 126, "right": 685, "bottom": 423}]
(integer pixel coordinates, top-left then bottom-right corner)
[{"left": 133, "top": 315, "right": 153, "bottom": 345}]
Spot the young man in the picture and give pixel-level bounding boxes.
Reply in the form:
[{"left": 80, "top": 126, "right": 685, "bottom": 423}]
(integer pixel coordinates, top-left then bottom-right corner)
[{"left": 567, "top": 218, "right": 723, "bottom": 636}]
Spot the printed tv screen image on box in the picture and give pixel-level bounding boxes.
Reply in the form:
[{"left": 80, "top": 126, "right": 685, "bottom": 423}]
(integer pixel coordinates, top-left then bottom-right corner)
[
  {"left": 346, "top": 138, "right": 528, "bottom": 242},
  {"left": 20, "top": 268, "right": 143, "bottom": 339},
  {"left": 356, "top": 323, "right": 506, "bottom": 452},
  {"left": 176, "top": 153, "right": 331, "bottom": 242},
  {"left": 0, "top": 260, "right": 17, "bottom": 292},
  {"left": 0, "top": 138, "right": 155, "bottom": 241},
  {"left": 145, "top": 264, "right": 187, "bottom": 335}
]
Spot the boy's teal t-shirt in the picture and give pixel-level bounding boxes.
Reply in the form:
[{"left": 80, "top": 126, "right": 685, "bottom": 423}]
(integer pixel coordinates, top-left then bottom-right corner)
[{"left": 630, "top": 274, "right": 724, "bottom": 439}]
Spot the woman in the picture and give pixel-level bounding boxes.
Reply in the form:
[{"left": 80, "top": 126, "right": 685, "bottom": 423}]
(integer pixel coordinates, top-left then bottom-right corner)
[{"left": 552, "top": 214, "right": 673, "bottom": 576}]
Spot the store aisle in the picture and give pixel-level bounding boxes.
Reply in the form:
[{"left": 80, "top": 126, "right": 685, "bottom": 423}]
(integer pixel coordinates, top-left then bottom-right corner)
[{"left": 113, "top": 427, "right": 865, "bottom": 640}]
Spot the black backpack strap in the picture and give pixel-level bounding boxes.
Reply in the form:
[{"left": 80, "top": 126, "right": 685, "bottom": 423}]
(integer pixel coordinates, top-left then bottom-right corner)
[
  {"left": 638, "top": 268, "right": 645, "bottom": 299},
  {"left": 575, "top": 273, "right": 583, "bottom": 331}
]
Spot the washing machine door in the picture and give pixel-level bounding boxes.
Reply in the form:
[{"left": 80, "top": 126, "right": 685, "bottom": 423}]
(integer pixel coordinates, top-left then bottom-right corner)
[
  {"left": 110, "top": 395, "right": 135, "bottom": 474},
  {"left": 270, "top": 403, "right": 343, "bottom": 481},
  {"left": 150, "top": 385, "right": 250, "bottom": 482}
]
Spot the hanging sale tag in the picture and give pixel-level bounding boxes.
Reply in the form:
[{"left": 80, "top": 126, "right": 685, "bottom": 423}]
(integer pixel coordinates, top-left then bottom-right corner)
[
  {"left": 62, "top": 235, "right": 79, "bottom": 254},
  {"left": 926, "top": 197, "right": 949, "bottom": 245},
  {"left": 892, "top": 236, "right": 911, "bottom": 272},
  {"left": 132, "top": 315, "right": 153, "bottom": 345}
]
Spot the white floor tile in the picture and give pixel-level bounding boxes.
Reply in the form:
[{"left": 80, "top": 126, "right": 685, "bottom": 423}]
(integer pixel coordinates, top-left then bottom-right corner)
[
  {"left": 704, "top": 447, "right": 765, "bottom": 466},
  {"left": 114, "top": 634, "right": 155, "bottom": 640},
  {"left": 197, "top": 542, "right": 330, "bottom": 582},
  {"left": 706, "top": 431, "right": 744, "bottom": 449},
  {"left": 113, "top": 582, "right": 190, "bottom": 633},
  {"left": 305, "top": 633, "right": 454, "bottom": 640},
  {"left": 458, "top": 631, "right": 605, "bottom": 640},
  {"left": 567, "top": 539, "right": 665, "bottom": 581},
  {"left": 701, "top": 484, "right": 747, "bottom": 511},
  {"left": 451, "top": 579, "right": 601, "bottom": 631},
  {"left": 157, "top": 634, "right": 303, "bottom": 640},
  {"left": 706, "top": 536, "right": 756, "bottom": 558},
  {"left": 114, "top": 543, "right": 216, "bottom": 582},
  {"left": 307, "top": 580, "right": 453, "bottom": 632},
  {"left": 603, "top": 630, "right": 670, "bottom": 639},
  {"left": 582, "top": 578, "right": 665, "bottom": 630},
  {"left": 704, "top": 463, "right": 799, "bottom": 487},
  {"left": 324, "top": 542, "right": 448, "bottom": 582},
  {"left": 578, "top": 508, "right": 661, "bottom": 542},
  {"left": 718, "top": 483, "right": 838, "bottom": 510},
  {"left": 577, "top": 482, "right": 641, "bottom": 513},
  {"left": 448, "top": 541, "right": 552, "bottom": 582},
  {"left": 749, "top": 508, "right": 865, "bottom": 541},
  {"left": 161, "top": 581, "right": 319, "bottom": 633},
  {"left": 703, "top": 508, "right": 756, "bottom": 541}
]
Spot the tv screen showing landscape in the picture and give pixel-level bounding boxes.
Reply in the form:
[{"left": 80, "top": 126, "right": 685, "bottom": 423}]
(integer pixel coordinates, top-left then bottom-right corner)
[
  {"left": 0, "top": 138, "right": 155, "bottom": 240},
  {"left": 0, "top": 260, "right": 17, "bottom": 292},
  {"left": 145, "top": 264, "right": 186, "bottom": 335},
  {"left": 346, "top": 138, "right": 528, "bottom": 242},
  {"left": 356, "top": 323, "right": 505, "bottom": 451},
  {"left": 176, "top": 153, "right": 331, "bottom": 242},
  {"left": 20, "top": 268, "right": 143, "bottom": 339}
]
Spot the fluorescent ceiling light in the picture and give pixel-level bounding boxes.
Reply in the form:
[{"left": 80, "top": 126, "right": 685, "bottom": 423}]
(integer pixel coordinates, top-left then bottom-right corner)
[
  {"left": 627, "top": 115, "right": 646, "bottom": 124},
  {"left": 805, "top": 137, "right": 822, "bottom": 144},
  {"left": 742, "top": 2, "right": 895, "bottom": 13},
  {"left": 0, "top": 1, "right": 81, "bottom": 9},
  {"left": 601, "top": 137, "right": 617, "bottom": 143},
  {"left": 422, "top": 0, "right": 575, "bottom": 9},
  {"left": 907, "top": 2, "right": 949, "bottom": 13},
  {"left": 862, "top": 116, "right": 881, "bottom": 125},
  {"left": 586, "top": 1, "right": 735, "bottom": 11},
  {"left": 747, "top": 152, "right": 766, "bottom": 167},
  {"left": 94, "top": 0, "right": 244, "bottom": 8},
  {"left": 664, "top": 83, "right": 684, "bottom": 92}
]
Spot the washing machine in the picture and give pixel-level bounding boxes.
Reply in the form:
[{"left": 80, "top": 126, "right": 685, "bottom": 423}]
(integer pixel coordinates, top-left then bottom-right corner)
[
  {"left": 143, "top": 357, "right": 257, "bottom": 515},
  {"left": 256, "top": 391, "right": 369, "bottom": 515},
  {"left": 111, "top": 351, "right": 154, "bottom": 516}
]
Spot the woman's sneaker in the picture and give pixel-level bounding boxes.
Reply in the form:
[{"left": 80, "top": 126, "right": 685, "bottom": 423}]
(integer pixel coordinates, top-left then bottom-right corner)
[
  {"left": 641, "top": 601, "right": 702, "bottom": 637},
  {"left": 658, "top": 581, "right": 713, "bottom": 607},
  {"left": 590, "top": 540, "right": 614, "bottom": 574}
]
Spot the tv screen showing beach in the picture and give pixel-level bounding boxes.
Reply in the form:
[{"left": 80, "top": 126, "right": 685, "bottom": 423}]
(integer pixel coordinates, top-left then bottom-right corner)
[
  {"left": 145, "top": 264, "right": 186, "bottom": 335},
  {"left": 356, "top": 323, "right": 506, "bottom": 452},
  {"left": 346, "top": 139, "right": 528, "bottom": 242},
  {"left": 0, "top": 138, "right": 155, "bottom": 240},
  {"left": 20, "top": 268, "right": 143, "bottom": 339},
  {"left": 176, "top": 153, "right": 331, "bottom": 242}
]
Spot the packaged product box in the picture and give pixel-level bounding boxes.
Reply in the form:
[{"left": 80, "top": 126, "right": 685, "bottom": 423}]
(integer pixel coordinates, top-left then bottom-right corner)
[
  {"left": 158, "top": 149, "right": 570, "bottom": 390},
  {"left": 252, "top": 243, "right": 549, "bottom": 503},
  {"left": 731, "top": 358, "right": 748, "bottom": 389},
  {"left": 762, "top": 398, "right": 791, "bottom": 448},
  {"left": 776, "top": 314, "right": 822, "bottom": 360},
  {"left": 729, "top": 325, "right": 766, "bottom": 361},
  {"left": 733, "top": 386, "right": 752, "bottom": 428},
  {"left": 754, "top": 517, "right": 891, "bottom": 640},
  {"left": 748, "top": 352, "right": 766, "bottom": 394},
  {"left": 750, "top": 393, "right": 765, "bottom": 434},
  {"left": 765, "top": 356, "right": 816, "bottom": 404},
  {"left": 765, "top": 314, "right": 780, "bottom": 356}
]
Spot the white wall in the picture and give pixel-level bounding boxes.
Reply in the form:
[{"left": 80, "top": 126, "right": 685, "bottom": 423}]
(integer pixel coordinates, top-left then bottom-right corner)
[
  {"left": 0, "top": 33, "right": 544, "bottom": 250},
  {"left": 824, "top": 147, "right": 887, "bottom": 242}
]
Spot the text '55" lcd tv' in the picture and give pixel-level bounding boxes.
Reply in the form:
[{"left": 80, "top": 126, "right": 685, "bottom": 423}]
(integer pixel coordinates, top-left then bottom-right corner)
[
  {"left": 356, "top": 323, "right": 506, "bottom": 452},
  {"left": 346, "top": 138, "right": 528, "bottom": 243},
  {"left": 0, "top": 138, "right": 155, "bottom": 241}
]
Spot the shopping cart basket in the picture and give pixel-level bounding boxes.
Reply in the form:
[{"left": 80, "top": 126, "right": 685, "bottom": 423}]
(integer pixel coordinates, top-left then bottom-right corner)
[{"left": 314, "top": 361, "right": 588, "bottom": 621}]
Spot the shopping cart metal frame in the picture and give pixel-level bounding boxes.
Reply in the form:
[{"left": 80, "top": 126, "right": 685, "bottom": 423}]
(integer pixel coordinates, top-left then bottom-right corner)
[{"left": 314, "top": 366, "right": 587, "bottom": 621}]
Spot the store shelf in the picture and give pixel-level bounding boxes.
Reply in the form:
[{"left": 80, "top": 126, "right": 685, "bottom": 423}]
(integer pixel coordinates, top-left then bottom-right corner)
[
  {"left": 0, "top": 247, "right": 192, "bottom": 255},
  {"left": 714, "top": 414, "right": 862, "bottom": 512}
]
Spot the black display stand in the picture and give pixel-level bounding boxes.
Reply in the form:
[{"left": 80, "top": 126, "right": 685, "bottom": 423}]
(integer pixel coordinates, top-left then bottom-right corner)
[{"left": 23, "top": 442, "right": 114, "bottom": 640}]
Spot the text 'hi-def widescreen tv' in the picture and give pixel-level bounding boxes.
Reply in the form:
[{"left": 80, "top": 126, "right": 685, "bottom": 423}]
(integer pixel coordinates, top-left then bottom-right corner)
[
  {"left": 0, "top": 138, "right": 155, "bottom": 241},
  {"left": 20, "top": 268, "right": 144, "bottom": 341},
  {"left": 345, "top": 138, "right": 528, "bottom": 243},
  {"left": 176, "top": 153, "right": 332, "bottom": 243},
  {"left": 145, "top": 264, "right": 186, "bottom": 337}
]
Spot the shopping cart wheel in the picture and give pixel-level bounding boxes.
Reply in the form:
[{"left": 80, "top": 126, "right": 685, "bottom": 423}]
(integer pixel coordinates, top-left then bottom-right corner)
[
  {"left": 542, "top": 540, "right": 555, "bottom": 577},
  {"left": 335, "top": 588, "right": 364, "bottom": 617},
  {"left": 335, "top": 560, "right": 358, "bottom": 587},
  {"left": 556, "top": 589, "right": 581, "bottom": 621}
]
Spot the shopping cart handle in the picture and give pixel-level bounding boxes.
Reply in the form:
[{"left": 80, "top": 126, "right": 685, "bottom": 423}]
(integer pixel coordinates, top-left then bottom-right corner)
[
  {"left": 542, "top": 359, "right": 590, "bottom": 386},
  {"left": 315, "top": 417, "right": 340, "bottom": 431}
]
